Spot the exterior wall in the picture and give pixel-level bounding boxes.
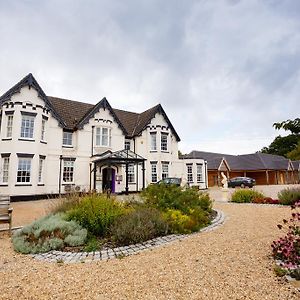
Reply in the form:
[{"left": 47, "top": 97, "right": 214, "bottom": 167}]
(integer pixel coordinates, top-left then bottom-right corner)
[{"left": 0, "top": 86, "right": 208, "bottom": 197}]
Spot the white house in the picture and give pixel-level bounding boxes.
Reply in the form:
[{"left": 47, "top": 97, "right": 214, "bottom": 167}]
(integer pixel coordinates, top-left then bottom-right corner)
[{"left": 0, "top": 74, "right": 207, "bottom": 200}]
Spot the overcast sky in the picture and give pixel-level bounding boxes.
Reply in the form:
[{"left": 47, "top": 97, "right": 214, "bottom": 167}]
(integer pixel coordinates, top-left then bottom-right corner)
[{"left": 0, "top": 0, "right": 299, "bottom": 154}]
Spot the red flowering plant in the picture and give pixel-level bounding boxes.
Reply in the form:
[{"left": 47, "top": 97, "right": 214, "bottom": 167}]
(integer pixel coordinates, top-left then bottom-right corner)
[{"left": 271, "top": 201, "right": 300, "bottom": 279}]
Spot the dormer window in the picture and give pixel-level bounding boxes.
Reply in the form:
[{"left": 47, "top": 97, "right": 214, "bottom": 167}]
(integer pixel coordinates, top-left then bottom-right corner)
[
  {"left": 95, "top": 127, "right": 111, "bottom": 147},
  {"left": 63, "top": 131, "right": 73, "bottom": 147}
]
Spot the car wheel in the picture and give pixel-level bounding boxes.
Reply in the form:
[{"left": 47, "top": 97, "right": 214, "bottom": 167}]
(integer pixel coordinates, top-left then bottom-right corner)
[{"left": 241, "top": 183, "right": 245, "bottom": 188}]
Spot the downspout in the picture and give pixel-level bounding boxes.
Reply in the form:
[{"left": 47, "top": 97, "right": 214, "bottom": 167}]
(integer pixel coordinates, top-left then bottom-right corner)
[
  {"left": 91, "top": 126, "right": 95, "bottom": 156},
  {"left": 205, "top": 161, "right": 208, "bottom": 189},
  {"left": 59, "top": 155, "right": 63, "bottom": 196}
]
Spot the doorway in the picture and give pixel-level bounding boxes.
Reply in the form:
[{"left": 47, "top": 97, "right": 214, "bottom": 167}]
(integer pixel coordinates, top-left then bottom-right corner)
[{"left": 102, "top": 168, "right": 115, "bottom": 193}]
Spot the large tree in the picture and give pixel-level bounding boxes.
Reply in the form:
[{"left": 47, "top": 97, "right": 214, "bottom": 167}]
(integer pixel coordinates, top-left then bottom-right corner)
[{"left": 261, "top": 118, "right": 300, "bottom": 158}]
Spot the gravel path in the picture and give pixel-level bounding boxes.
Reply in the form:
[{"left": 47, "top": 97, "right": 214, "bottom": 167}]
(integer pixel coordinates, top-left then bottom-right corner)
[{"left": 0, "top": 202, "right": 299, "bottom": 299}]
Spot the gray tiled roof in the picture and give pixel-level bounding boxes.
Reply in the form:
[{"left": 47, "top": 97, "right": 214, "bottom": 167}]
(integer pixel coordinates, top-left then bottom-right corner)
[{"left": 184, "top": 150, "right": 293, "bottom": 171}]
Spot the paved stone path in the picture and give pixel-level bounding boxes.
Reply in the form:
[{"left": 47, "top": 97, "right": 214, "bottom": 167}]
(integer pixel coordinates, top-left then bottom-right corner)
[{"left": 31, "top": 209, "right": 226, "bottom": 263}]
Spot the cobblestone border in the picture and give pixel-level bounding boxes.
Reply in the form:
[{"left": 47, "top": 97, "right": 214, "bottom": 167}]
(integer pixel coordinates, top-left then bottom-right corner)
[{"left": 31, "top": 209, "right": 226, "bottom": 264}]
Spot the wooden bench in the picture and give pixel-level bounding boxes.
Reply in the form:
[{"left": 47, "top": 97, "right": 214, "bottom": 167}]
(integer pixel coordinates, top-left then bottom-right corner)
[{"left": 0, "top": 196, "right": 13, "bottom": 234}]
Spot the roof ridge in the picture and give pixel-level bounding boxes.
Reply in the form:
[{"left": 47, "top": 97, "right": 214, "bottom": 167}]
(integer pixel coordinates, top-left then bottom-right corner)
[{"left": 48, "top": 95, "right": 94, "bottom": 107}]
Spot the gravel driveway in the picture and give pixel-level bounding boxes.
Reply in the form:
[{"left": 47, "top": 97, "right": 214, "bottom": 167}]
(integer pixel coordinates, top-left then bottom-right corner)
[{"left": 0, "top": 202, "right": 299, "bottom": 299}]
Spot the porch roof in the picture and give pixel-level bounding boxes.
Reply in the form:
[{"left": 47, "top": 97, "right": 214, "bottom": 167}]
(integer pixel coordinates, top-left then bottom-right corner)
[{"left": 92, "top": 149, "right": 146, "bottom": 164}]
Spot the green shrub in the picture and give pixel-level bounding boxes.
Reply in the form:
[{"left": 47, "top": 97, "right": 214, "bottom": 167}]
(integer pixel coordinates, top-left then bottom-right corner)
[
  {"left": 142, "top": 184, "right": 212, "bottom": 214},
  {"left": 110, "top": 207, "right": 168, "bottom": 245},
  {"left": 231, "top": 189, "right": 265, "bottom": 203},
  {"left": 66, "top": 194, "right": 124, "bottom": 236},
  {"left": 278, "top": 188, "right": 300, "bottom": 205},
  {"left": 12, "top": 214, "right": 87, "bottom": 254},
  {"left": 164, "top": 208, "right": 210, "bottom": 234}
]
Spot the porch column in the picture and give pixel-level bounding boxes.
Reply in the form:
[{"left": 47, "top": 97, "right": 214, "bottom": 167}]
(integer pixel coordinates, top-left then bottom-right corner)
[
  {"left": 93, "top": 163, "right": 97, "bottom": 190},
  {"left": 125, "top": 163, "right": 129, "bottom": 194},
  {"left": 142, "top": 161, "right": 145, "bottom": 190},
  {"left": 243, "top": 171, "right": 246, "bottom": 177},
  {"left": 266, "top": 170, "right": 269, "bottom": 185}
]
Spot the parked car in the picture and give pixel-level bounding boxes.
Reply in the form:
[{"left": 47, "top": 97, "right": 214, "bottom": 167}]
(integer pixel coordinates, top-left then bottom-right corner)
[
  {"left": 228, "top": 177, "right": 256, "bottom": 188},
  {"left": 156, "top": 177, "right": 182, "bottom": 186}
]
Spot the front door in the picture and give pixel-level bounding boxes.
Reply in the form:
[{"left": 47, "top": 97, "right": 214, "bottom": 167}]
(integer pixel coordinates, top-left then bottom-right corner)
[{"left": 102, "top": 168, "right": 115, "bottom": 193}]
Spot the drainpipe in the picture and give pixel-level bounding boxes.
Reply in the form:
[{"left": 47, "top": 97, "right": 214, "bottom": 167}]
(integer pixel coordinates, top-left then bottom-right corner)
[
  {"left": 204, "top": 161, "right": 208, "bottom": 189},
  {"left": 91, "top": 126, "right": 95, "bottom": 156},
  {"left": 59, "top": 155, "right": 63, "bottom": 196}
]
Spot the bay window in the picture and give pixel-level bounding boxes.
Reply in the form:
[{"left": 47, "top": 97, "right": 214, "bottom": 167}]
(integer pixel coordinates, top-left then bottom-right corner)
[
  {"left": 151, "top": 162, "right": 158, "bottom": 183},
  {"left": 187, "top": 164, "right": 193, "bottom": 183}
]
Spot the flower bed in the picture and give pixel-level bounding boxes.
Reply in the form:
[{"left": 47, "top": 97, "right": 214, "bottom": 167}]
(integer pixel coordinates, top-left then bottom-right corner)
[{"left": 12, "top": 185, "right": 214, "bottom": 254}]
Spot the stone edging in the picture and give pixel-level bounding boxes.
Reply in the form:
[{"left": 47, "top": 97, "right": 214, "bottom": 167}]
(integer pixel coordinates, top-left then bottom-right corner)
[{"left": 31, "top": 209, "right": 226, "bottom": 264}]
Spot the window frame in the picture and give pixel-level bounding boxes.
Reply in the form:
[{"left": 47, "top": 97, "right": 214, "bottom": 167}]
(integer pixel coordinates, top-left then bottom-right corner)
[
  {"left": 161, "top": 132, "right": 168, "bottom": 152},
  {"left": 95, "top": 127, "right": 111, "bottom": 147},
  {"left": 1, "top": 154, "right": 10, "bottom": 184},
  {"left": 20, "top": 113, "right": 35, "bottom": 139},
  {"left": 17, "top": 157, "right": 32, "bottom": 184},
  {"left": 161, "top": 162, "right": 169, "bottom": 180},
  {"left": 196, "top": 163, "right": 203, "bottom": 183},
  {"left": 151, "top": 162, "right": 158, "bottom": 183},
  {"left": 62, "top": 131, "right": 73, "bottom": 147},
  {"left": 62, "top": 159, "right": 75, "bottom": 183},
  {"left": 124, "top": 140, "right": 131, "bottom": 150},
  {"left": 127, "top": 164, "right": 135, "bottom": 183},
  {"left": 150, "top": 132, "right": 157, "bottom": 151},
  {"left": 41, "top": 118, "right": 47, "bottom": 142},
  {"left": 187, "top": 164, "right": 193, "bottom": 183},
  {"left": 6, "top": 114, "right": 14, "bottom": 138},
  {"left": 38, "top": 156, "right": 45, "bottom": 184}
]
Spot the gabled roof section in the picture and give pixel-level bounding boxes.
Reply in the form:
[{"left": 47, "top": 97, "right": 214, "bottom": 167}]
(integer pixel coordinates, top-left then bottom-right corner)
[
  {"left": 76, "top": 98, "right": 128, "bottom": 134},
  {"left": 133, "top": 104, "right": 181, "bottom": 141},
  {"left": 292, "top": 160, "right": 300, "bottom": 171},
  {"left": 0, "top": 73, "right": 66, "bottom": 127}
]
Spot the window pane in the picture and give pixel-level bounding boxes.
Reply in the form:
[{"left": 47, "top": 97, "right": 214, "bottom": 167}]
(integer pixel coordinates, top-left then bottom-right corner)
[
  {"left": 63, "top": 132, "right": 73, "bottom": 146},
  {"left": 161, "top": 133, "right": 168, "bottom": 151},
  {"left": 128, "top": 164, "right": 135, "bottom": 183},
  {"left": 187, "top": 164, "right": 193, "bottom": 183},
  {"left": 17, "top": 158, "right": 31, "bottom": 183},
  {"left": 162, "top": 162, "right": 169, "bottom": 179},
  {"left": 6, "top": 115, "right": 13, "bottom": 138},
  {"left": 150, "top": 133, "right": 157, "bottom": 151},
  {"left": 20, "top": 115, "right": 35, "bottom": 139},
  {"left": 151, "top": 162, "right": 157, "bottom": 183},
  {"left": 63, "top": 160, "right": 74, "bottom": 182},
  {"left": 2, "top": 157, "right": 9, "bottom": 183},
  {"left": 197, "top": 164, "right": 203, "bottom": 183}
]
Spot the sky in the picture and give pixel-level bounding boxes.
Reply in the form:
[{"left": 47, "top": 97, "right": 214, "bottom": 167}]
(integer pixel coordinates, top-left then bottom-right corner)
[{"left": 0, "top": 0, "right": 299, "bottom": 154}]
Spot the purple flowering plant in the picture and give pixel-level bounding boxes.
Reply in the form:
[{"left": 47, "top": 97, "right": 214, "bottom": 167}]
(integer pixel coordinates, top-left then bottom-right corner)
[{"left": 271, "top": 201, "right": 300, "bottom": 278}]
